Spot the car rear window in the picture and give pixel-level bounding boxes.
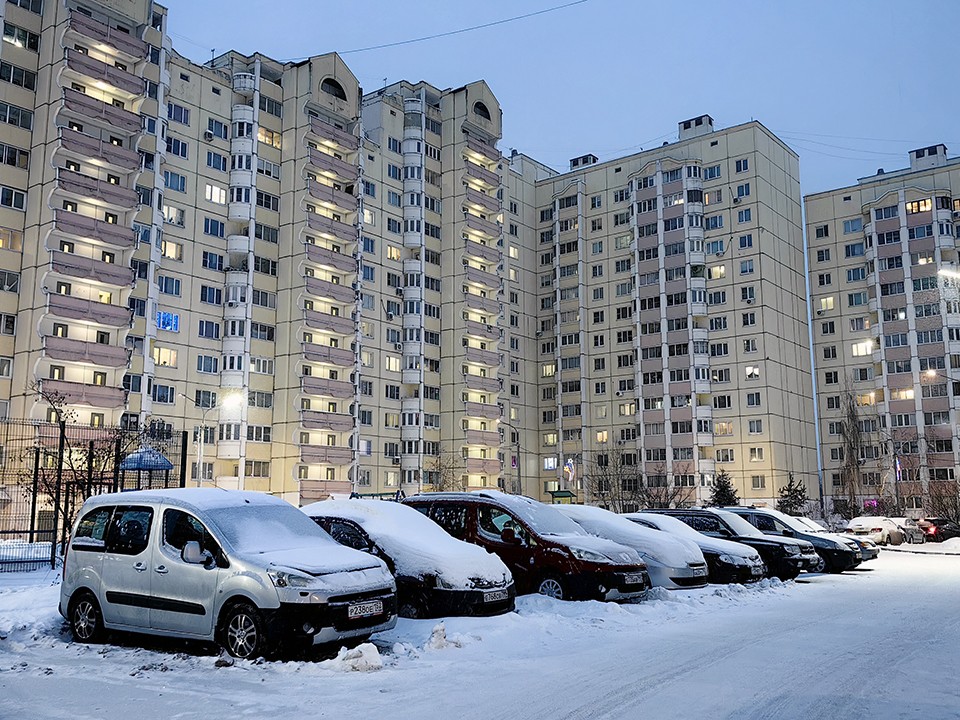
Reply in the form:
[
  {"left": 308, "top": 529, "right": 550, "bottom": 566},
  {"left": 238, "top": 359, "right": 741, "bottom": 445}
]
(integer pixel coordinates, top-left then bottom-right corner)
[{"left": 73, "top": 506, "right": 113, "bottom": 551}]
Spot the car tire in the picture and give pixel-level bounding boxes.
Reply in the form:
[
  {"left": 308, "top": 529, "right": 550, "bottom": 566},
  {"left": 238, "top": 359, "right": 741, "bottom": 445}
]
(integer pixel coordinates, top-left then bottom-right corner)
[
  {"left": 537, "top": 574, "right": 565, "bottom": 600},
  {"left": 398, "top": 591, "right": 429, "bottom": 619},
  {"left": 811, "top": 554, "right": 826, "bottom": 573},
  {"left": 68, "top": 591, "right": 105, "bottom": 644},
  {"left": 220, "top": 602, "right": 269, "bottom": 660}
]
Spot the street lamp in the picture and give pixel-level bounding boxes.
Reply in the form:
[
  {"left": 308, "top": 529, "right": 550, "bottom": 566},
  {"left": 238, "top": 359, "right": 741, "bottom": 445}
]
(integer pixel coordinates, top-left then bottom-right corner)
[
  {"left": 497, "top": 419, "right": 522, "bottom": 496},
  {"left": 180, "top": 392, "right": 244, "bottom": 486}
]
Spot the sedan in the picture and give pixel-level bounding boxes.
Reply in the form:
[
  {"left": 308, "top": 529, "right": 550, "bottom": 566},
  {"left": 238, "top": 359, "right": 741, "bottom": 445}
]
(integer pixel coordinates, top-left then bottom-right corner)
[
  {"left": 918, "top": 518, "right": 960, "bottom": 543},
  {"left": 890, "top": 517, "right": 925, "bottom": 544},
  {"left": 302, "top": 499, "right": 515, "bottom": 618},
  {"left": 845, "top": 516, "right": 905, "bottom": 545}
]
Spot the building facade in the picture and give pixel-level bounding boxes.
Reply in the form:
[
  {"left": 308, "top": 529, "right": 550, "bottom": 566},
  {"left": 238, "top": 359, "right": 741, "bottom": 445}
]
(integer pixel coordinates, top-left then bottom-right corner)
[
  {"left": 806, "top": 145, "right": 960, "bottom": 517},
  {"left": 0, "top": 0, "right": 817, "bottom": 508}
]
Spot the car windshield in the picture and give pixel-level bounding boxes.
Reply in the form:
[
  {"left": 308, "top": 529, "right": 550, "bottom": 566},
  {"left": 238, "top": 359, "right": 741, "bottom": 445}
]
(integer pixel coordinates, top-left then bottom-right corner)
[
  {"left": 712, "top": 509, "right": 765, "bottom": 537},
  {"left": 797, "top": 517, "right": 829, "bottom": 532},
  {"left": 207, "top": 504, "right": 336, "bottom": 553},
  {"left": 637, "top": 514, "right": 701, "bottom": 540},
  {"left": 517, "top": 502, "right": 587, "bottom": 537}
]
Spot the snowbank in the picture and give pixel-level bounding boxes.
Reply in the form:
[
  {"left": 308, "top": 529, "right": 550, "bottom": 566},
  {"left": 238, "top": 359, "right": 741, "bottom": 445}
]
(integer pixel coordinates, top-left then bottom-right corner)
[{"left": 886, "top": 537, "right": 960, "bottom": 555}]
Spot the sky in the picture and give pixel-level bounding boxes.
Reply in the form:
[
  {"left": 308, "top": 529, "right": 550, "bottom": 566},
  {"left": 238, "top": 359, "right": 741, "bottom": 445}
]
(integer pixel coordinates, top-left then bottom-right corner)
[{"left": 162, "top": 0, "right": 960, "bottom": 195}]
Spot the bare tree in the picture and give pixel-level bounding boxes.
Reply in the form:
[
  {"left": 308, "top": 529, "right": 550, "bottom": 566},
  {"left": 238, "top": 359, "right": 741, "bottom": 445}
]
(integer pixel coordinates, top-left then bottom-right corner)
[
  {"left": 424, "top": 445, "right": 465, "bottom": 492},
  {"left": 583, "top": 447, "right": 643, "bottom": 513},
  {"left": 927, "top": 478, "right": 960, "bottom": 523}
]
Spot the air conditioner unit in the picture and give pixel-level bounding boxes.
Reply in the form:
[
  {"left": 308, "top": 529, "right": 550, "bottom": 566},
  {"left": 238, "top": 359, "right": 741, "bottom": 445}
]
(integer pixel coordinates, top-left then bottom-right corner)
[
  {"left": 615, "top": 390, "right": 623, "bottom": 397},
  {"left": 393, "top": 342, "right": 403, "bottom": 351},
  {"left": 733, "top": 197, "right": 742, "bottom": 204},
  {"left": 715, "top": 252, "right": 723, "bottom": 257},
  {"left": 616, "top": 440, "right": 625, "bottom": 446},
  {"left": 386, "top": 312, "right": 395, "bottom": 320},
  {"left": 816, "top": 309, "right": 823, "bottom": 316},
  {"left": 462, "top": 258, "right": 469, "bottom": 266},
  {"left": 395, "top": 287, "right": 404, "bottom": 296},
  {"left": 392, "top": 456, "right": 401, "bottom": 465},
  {"left": 203, "top": 130, "right": 215, "bottom": 142},
  {"left": 746, "top": 298, "right": 754, "bottom": 304},
  {"left": 351, "top": 281, "right": 359, "bottom": 290},
  {"left": 227, "top": 301, "right": 238, "bottom": 308},
  {"left": 953, "top": 211, "right": 960, "bottom": 219}
]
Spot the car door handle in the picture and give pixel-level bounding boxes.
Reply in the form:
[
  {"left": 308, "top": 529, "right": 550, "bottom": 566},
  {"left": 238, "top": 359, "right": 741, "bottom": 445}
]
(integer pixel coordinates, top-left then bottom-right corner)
[
  {"left": 154, "top": 565, "right": 168, "bottom": 575},
  {"left": 133, "top": 562, "right": 147, "bottom": 573}
]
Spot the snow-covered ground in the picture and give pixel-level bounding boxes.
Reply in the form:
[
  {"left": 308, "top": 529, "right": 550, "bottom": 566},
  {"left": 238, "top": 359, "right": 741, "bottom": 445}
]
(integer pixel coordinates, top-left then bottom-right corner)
[
  {"left": 1, "top": 552, "right": 958, "bottom": 719},
  {"left": 884, "top": 537, "right": 960, "bottom": 554}
]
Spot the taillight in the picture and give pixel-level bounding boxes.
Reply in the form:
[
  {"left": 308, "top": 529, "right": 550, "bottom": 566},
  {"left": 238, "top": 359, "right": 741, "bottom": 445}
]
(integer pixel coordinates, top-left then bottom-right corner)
[
  {"left": 871, "top": 528, "right": 882, "bottom": 533},
  {"left": 925, "top": 526, "right": 937, "bottom": 534}
]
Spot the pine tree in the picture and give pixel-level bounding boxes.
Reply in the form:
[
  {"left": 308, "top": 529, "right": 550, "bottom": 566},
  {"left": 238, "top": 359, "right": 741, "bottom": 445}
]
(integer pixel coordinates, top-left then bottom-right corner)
[
  {"left": 708, "top": 469, "right": 739, "bottom": 507},
  {"left": 776, "top": 472, "right": 809, "bottom": 516}
]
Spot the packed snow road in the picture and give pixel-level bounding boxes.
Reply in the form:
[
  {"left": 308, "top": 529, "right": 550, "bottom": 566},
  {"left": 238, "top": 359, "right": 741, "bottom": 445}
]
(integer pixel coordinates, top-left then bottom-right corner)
[{"left": 1, "top": 552, "right": 957, "bottom": 719}]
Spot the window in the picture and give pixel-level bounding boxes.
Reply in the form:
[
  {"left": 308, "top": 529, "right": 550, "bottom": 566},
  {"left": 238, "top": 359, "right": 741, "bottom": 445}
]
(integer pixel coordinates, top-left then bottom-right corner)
[
  {"left": 737, "top": 208, "right": 752, "bottom": 223},
  {"left": 165, "top": 136, "right": 188, "bottom": 158},
  {"left": 3, "top": 23, "right": 40, "bottom": 52},
  {"left": 256, "top": 191, "right": 279, "bottom": 212},
  {"left": 0, "top": 61, "right": 37, "bottom": 90},
  {"left": 0, "top": 186, "right": 25, "bottom": 211},
  {"left": 0, "top": 101, "right": 33, "bottom": 130},
  {"left": 735, "top": 158, "right": 749, "bottom": 173},
  {"left": 207, "top": 151, "right": 227, "bottom": 171}
]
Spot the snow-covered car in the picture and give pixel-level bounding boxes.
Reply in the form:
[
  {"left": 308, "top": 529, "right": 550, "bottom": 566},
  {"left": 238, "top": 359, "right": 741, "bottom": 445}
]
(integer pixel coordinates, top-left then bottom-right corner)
[
  {"left": 404, "top": 491, "right": 651, "bottom": 601},
  {"left": 302, "top": 499, "right": 515, "bottom": 618},
  {"left": 626, "top": 512, "right": 765, "bottom": 584},
  {"left": 845, "top": 516, "right": 904, "bottom": 545},
  {"left": 60, "top": 489, "right": 397, "bottom": 659},
  {"left": 890, "top": 517, "right": 926, "bottom": 544},
  {"left": 554, "top": 504, "right": 708, "bottom": 589},
  {"left": 794, "top": 516, "right": 880, "bottom": 560}
]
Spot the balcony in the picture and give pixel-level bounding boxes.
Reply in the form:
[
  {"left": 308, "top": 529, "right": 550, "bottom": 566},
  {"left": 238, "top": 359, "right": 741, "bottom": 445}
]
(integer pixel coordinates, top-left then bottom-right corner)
[
  {"left": 59, "top": 128, "right": 141, "bottom": 171},
  {"left": 68, "top": 12, "right": 148, "bottom": 59},
  {"left": 57, "top": 169, "right": 139, "bottom": 209},
  {"left": 464, "top": 347, "right": 500, "bottom": 366},
  {"left": 463, "top": 160, "right": 500, "bottom": 189},
  {"left": 309, "top": 116, "right": 359, "bottom": 152},
  {"left": 464, "top": 320, "right": 500, "bottom": 341},
  {"left": 306, "top": 213, "right": 357, "bottom": 244},
  {"left": 301, "top": 410, "right": 354, "bottom": 432},
  {"left": 464, "top": 186, "right": 500, "bottom": 214},
  {"left": 47, "top": 294, "right": 133, "bottom": 327},
  {"left": 308, "top": 148, "right": 357, "bottom": 182},
  {"left": 61, "top": 87, "right": 141, "bottom": 133},
  {"left": 54, "top": 211, "right": 136, "bottom": 248},
  {"left": 464, "top": 213, "right": 502, "bottom": 240},
  {"left": 302, "top": 342, "right": 356, "bottom": 367},
  {"left": 465, "top": 429, "right": 500, "bottom": 446},
  {"left": 463, "top": 401, "right": 502, "bottom": 419},
  {"left": 300, "top": 444, "right": 354, "bottom": 465},
  {"left": 40, "top": 379, "right": 126, "bottom": 409},
  {"left": 464, "top": 373, "right": 500, "bottom": 393},
  {"left": 465, "top": 136, "right": 500, "bottom": 163},
  {"left": 64, "top": 48, "right": 143, "bottom": 96},
  {"left": 464, "top": 292, "right": 500, "bottom": 315},
  {"left": 464, "top": 239, "right": 501, "bottom": 263},
  {"left": 305, "top": 276, "right": 355, "bottom": 304},
  {"left": 305, "top": 242, "right": 356, "bottom": 273},
  {"left": 304, "top": 309, "right": 355, "bottom": 335},
  {"left": 233, "top": 73, "right": 256, "bottom": 94},
  {"left": 43, "top": 336, "right": 130, "bottom": 367},
  {"left": 465, "top": 458, "right": 502, "bottom": 475},
  {"left": 302, "top": 375, "right": 355, "bottom": 399},
  {"left": 307, "top": 180, "right": 357, "bottom": 214},
  {"left": 227, "top": 234, "right": 250, "bottom": 255},
  {"left": 50, "top": 250, "right": 135, "bottom": 286},
  {"left": 464, "top": 265, "right": 501, "bottom": 290}
]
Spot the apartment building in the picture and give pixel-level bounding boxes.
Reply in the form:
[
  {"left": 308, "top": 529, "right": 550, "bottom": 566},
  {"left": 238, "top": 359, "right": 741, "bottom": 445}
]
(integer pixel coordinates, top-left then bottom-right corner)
[
  {"left": 0, "top": 0, "right": 817, "bottom": 508},
  {"left": 806, "top": 145, "right": 960, "bottom": 517}
]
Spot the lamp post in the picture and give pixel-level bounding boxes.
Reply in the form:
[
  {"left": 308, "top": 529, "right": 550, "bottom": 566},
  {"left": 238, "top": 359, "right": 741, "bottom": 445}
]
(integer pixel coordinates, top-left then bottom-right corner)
[
  {"left": 180, "top": 392, "right": 244, "bottom": 486},
  {"left": 498, "top": 419, "right": 522, "bottom": 496}
]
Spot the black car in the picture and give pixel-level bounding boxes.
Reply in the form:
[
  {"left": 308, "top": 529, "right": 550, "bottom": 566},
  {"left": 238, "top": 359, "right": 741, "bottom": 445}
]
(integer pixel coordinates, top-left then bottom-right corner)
[
  {"left": 919, "top": 518, "right": 960, "bottom": 543},
  {"left": 645, "top": 507, "right": 818, "bottom": 580}
]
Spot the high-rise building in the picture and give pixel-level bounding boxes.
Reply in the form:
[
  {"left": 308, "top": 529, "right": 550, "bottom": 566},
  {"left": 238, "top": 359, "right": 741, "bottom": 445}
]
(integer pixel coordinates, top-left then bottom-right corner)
[
  {"left": 0, "top": 0, "right": 816, "bottom": 508},
  {"left": 806, "top": 144, "right": 960, "bottom": 517}
]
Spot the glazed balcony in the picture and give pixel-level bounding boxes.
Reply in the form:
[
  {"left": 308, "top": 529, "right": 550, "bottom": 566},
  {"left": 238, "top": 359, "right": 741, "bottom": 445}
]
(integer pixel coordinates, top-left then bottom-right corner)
[
  {"left": 307, "top": 180, "right": 357, "bottom": 214},
  {"left": 43, "top": 336, "right": 130, "bottom": 367},
  {"left": 464, "top": 265, "right": 501, "bottom": 290},
  {"left": 57, "top": 169, "right": 139, "bottom": 209},
  {"left": 40, "top": 379, "right": 127, "bottom": 409},
  {"left": 227, "top": 234, "right": 250, "bottom": 255},
  {"left": 302, "top": 342, "right": 356, "bottom": 367},
  {"left": 464, "top": 320, "right": 501, "bottom": 341},
  {"left": 464, "top": 239, "right": 501, "bottom": 263},
  {"left": 302, "top": 375, "right": 355, "bottom": 399},
  {"left": 59, "top": 128, "right": 141, "bottom": 171},
  {"left": 464, "top": 373, "right": 501, "bottom": 393},
  {"left": 465, "top": 458, "right": 502, "bottom": 475},
  {"left": 305, "top": 276, "right": 356, "bottom": 304},
  {"left": 463, "top": 401, "right": 502, "bottom": 419},
  {"left": 305, "top": 242, "right": 356, "bottom": 273},
  {"left": 308, "top": 148, "right": 357, "bottom": 182},
  {"left": 68, "top": 12, "right": 148, "bottom": 59},
  {"left": 47, "top": 294, "right": 132, "bottom": 327},
  {"left": 64, "top": 48, "right": 143, "bottom": 96},
  {"left": 61, "top": 87, "right": 141, "bottom": 134},
  {"left": 465, "top": 136, "right": 500, "bottom": 163},
  {"left": 306, "top": 213, "right": 357, "bottom": 244},
  {"left": 464, "top": 347, "right": 500, "bottom": 366},
  {"left": 309, "top": 116, "right": 359, "bottom": 152},
  {"left": 463, "top": 160, "right": 500, "bottom": 189},
  {"left": 50, "top": 250, "right": 135, "bottom": 286},
  {"left": 232, "top": 73, "right": 256, "bottom": 94},
  {"left": 464, "top": 293, "right": 500, "bottom": 314},
  {"left": 300, "top": 444, "right": 354, "bottom": 465},
  {"left": 465, "top": 429, "right": 501, "bottom": 447},
  {"left": 464, "top": 186, "right": 500, "bottom": 214},
  {"left": 54, "top": 211, "right": 136, "bottom": 248},
  {"left": 304, "top": 309, "right": 355, "bottom": 335},
  {"left": 301, "top": 410, "right": 354, "bottom": 432},
  {"left": 464, "top": 213, "right": 502, "bottom": 240}
]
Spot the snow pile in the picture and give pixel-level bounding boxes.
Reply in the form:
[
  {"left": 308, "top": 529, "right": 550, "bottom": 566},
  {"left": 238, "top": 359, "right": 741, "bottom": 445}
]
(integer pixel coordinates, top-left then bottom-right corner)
[
  {"left": 889, "top": 537, "right": 960, "bottom": 555},
  {"left": 423, "top": 622, "right": 465, "bottom": 650},
  {"left": 320, "top": 643, "right": 383, "bottom": 672}
]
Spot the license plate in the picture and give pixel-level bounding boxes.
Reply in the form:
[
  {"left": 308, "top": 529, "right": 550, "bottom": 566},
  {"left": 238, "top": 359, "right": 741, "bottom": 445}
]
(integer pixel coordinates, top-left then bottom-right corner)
[
  {"left": 483, "top": 590, "right": 509, "bottom": 603},
  {"left": 624, "top": 573, "right": 645, "bottom": 585},
  {"left": 751, "top": 566, "right": 763, "bottom": 575},
  {"left": 347, "top": 600, "right": 383, "bottom": 619},
  {"left": 693, "top": 567, "right": 708, "bottom": 577}
]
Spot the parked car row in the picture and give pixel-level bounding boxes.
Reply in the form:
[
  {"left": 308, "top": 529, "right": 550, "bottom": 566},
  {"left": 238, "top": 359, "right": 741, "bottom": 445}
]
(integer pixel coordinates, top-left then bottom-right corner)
[{"left": 59, "top": 489, "right": 881, "bottom": 660}]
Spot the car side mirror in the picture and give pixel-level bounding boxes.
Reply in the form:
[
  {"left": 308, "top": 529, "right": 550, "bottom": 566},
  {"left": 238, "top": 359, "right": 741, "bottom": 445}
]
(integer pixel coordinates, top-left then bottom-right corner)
[
  {"left": 781, "top": 528, "right": 795, "bottom": 538},
  {"left": 717, "top": 528, "right": 732, "bottom": 538},
  {"left": 182, "top": 540, "right": 213, "bottom": 566},
  {"left": 500, "top": 527, "right": 521, "bottom": 545}
]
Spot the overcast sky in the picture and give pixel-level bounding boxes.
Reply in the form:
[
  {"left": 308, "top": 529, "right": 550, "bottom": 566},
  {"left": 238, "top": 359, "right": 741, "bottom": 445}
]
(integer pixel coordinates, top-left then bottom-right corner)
[{"left": 163, "top": 0, "right": 959, "bottom": 195}]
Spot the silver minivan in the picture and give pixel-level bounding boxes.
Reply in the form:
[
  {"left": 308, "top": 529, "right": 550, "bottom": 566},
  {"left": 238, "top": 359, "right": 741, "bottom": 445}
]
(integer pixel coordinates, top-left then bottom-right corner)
[{"left": 59, "top": 489, "right": 397, "bottom": 658}]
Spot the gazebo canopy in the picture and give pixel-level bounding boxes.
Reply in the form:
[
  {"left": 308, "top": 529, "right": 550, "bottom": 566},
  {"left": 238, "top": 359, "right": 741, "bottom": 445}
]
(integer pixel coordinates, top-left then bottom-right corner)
[{"left": 120, "top": 447, "right": 174, "bottom": 472}]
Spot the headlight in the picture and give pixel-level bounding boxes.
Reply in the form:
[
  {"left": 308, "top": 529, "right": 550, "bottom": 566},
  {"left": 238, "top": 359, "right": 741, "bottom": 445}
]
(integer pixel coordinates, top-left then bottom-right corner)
[
  {"left": 719, "top": 554, "right": 745, "bottom": 566},
  {"left": 783, "top": 544, "right": 800, "bottom": 556},
  {"left": 570, "top": 547, "right": 610, "bottom": 563},
  {"left": 268, "top": 570, "right": 315, "bottom": 589},
  {"left": 435, "top": 574, "right": 457, "bottom": 590}
]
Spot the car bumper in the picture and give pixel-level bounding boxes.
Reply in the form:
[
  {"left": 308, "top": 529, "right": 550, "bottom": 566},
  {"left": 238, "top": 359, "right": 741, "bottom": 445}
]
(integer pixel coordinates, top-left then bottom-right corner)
[
  {"left": 709, "top": 561, "right": 765, "bottom": 584},
  {"left": 647, "top": 565, "right": 709, "bottom": 590},
  {"left": 266, "top": 590, "right": 398, "bottom": 648},
  {"left": 421, "top": 584, "right": 516, "bottom": 617},
  {"left": 823, "top": 548, "right": 860, "bottom": 571},
  {"left": 566, "top": 568, "right": 651, "bottom": 601}
]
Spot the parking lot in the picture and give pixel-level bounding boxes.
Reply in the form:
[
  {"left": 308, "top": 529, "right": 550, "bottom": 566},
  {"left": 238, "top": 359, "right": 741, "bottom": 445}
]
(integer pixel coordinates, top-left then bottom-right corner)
[{"left": 1, "top": 551, "right": 957, "bottom": 719}]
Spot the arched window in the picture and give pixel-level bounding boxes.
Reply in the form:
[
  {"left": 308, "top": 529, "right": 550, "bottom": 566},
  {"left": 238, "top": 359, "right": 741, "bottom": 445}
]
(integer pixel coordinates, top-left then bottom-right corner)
[
  {"left": 321, "top": 78, "right": 347, "bottom": 101},
  {"left": 473, "top": 101, "right": 491, "bottom": 121}
]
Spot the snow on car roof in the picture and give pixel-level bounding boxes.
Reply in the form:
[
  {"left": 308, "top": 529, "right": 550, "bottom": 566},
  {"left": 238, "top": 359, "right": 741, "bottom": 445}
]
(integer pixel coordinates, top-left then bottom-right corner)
[
  {"left": 81, "top": 488, "right": 289, "bottom": 513},
  {"left": 301, "top": 499, "right": 510, "bottom": 588},
  {"left": 555, "top": 504, "right": 704, "bottom": 567},
  {"left": 627, "top": 512, "right": 759, "bottom": 559}
]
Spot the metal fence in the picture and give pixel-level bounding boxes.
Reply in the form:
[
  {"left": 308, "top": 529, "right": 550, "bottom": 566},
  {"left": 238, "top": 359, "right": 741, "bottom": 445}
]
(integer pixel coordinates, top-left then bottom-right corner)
[{"left": 0, "top": 419, "right": 187, "bottom": 571}]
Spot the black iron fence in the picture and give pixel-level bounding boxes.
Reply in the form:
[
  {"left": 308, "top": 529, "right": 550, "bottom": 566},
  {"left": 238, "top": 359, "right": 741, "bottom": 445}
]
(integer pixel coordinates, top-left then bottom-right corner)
[{"left": 0, "top": 419, "right": 187, "bottom": 571}]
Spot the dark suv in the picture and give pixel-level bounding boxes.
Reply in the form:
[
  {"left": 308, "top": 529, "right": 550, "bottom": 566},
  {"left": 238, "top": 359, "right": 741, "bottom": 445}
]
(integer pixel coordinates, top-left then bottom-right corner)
[
  {"left": 645, "top": 508, "right": 818, "bottom": 580},
  {"left": 918, "top": 518, "right": 960, "bottom": 543},
  {"left": 404, "top": 491, "right": 650, "bottom": 601}
]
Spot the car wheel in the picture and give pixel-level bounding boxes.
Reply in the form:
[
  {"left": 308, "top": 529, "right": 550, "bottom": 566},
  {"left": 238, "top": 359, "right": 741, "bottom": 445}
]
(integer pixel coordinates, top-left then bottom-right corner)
[
  {"left": 812, "top": 554, "right": 826, "bottom": 573},
  {"left": 69, "top": 592, "right": 105, "bottom": 644},
  {"left": 398, "top": 591, "right": 429, "bottom": 619},
  {"left": 904, "top": 533, "right": 912, "bottom": 544},
  {"left": 220, "top": 602, "right": 268, "bottom": 659},
  {"left": 537, "top": 575, "right": 565, "bottom": 600}
]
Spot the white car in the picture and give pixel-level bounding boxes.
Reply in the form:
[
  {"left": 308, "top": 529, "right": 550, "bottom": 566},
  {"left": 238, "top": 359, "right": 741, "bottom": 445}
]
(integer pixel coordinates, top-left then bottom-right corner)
[
  {"left": 555, "top": 505, "right": 708, "bottom": 589},
  {"left": 845, "top": 516, "right": 905, "bottom": 545},
  {"left": 890, "top": 517, "right": 925, "bottom": 544},
  {"left": 794, "top": 517, "right": 880, "bottom": 560}
]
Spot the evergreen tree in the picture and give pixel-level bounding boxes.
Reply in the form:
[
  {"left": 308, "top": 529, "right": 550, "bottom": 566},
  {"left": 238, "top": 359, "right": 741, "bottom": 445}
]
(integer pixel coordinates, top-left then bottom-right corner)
[
  {"left": 708, "top": 469, "right": 739, "bottom": 507},
  {"left": 776, "top": 472, "right": 809, "bottom": 516}
]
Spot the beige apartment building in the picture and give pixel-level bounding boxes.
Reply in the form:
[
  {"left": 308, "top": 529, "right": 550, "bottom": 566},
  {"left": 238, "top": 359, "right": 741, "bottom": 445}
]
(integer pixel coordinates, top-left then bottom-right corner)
[
  {"left": 0, "top": 0, "right": 817, "bottom": 508},
  {"left": 806, "top": 145, "right": 960, "bottom": 517}
]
